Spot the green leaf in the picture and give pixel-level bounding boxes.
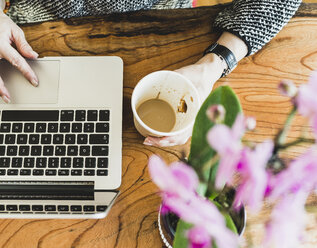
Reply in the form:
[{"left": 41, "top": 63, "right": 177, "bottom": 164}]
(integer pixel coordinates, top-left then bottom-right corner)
[
  {"left": 173, "top": 220, "right": 192, "bottom": 248},
  {"left": 188, "top": 86, "right": 242, "bottom": 186}
]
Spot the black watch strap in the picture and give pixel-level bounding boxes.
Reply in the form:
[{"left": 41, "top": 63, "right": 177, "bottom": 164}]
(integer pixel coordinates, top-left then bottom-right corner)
[{"left": 203, "top": 43, "right": 237, "bottom": 77}]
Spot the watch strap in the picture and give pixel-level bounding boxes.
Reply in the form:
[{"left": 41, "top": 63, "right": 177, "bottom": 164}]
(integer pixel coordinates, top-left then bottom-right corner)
[{"left": 204, "top": 43, "right": 237, "bottom": 77}]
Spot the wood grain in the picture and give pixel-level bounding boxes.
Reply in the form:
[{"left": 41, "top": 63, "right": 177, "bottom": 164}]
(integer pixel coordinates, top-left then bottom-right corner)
[{"left": 0, "top": 3, "right": 316, "bottom": 248}]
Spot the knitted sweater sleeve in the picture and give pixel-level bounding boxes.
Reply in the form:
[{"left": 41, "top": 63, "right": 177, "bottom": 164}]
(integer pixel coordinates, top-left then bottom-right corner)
[{"left": 213, "top": 0, "right": 302, "bottom": 56}]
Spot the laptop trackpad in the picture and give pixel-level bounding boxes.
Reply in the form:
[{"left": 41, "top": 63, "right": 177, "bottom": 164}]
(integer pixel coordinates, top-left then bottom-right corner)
[{"left": 0, "top": 60, "right": 60, "bottom": 104}]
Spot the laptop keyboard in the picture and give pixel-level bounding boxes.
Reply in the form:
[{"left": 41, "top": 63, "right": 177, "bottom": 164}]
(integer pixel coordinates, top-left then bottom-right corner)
[{"left": 0, "top": 110, "right": 109, "bottom": 177}]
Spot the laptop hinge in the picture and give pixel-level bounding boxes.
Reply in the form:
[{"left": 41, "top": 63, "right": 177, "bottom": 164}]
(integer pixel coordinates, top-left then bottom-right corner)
[{"left": 0, "top": 181, "right": 94, "bottom": 200}]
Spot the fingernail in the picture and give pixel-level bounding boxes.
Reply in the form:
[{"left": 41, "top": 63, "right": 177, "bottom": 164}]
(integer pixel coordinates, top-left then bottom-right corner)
[
  {"left": 143, "top": 140, "right": 153, "bottom": 146},
  {"left": 2, "top": 95, "right": 10, "bottom": 104},
  {"left": 31, "top": 78, "right": 39, "bottom": 87},
  {"left": 32, "top": 51, "right": 39, "bottom": 58}
]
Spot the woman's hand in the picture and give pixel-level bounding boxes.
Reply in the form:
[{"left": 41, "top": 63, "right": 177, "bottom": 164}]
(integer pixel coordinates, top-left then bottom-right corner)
[
  {"left": 143, "top": 54, "right": 224, "bottom": 147},
  {"left": 0, "top": 12, "right": 38, "bottom": 103}
]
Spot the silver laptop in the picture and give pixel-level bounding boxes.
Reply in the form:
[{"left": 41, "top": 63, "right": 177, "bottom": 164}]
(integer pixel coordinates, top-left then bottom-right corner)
[{"left": 0, "top": 56, "right": 123, "bottom": 219}]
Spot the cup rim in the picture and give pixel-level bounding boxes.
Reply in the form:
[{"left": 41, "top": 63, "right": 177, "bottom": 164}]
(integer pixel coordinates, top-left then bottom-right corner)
[{"left": 131, "top": 70, "right": 201, "bottom": 137}]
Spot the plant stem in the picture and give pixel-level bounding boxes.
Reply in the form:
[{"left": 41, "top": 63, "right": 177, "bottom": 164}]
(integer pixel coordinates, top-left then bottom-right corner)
[
  {"left": 275, "top": 107, "right": 297, "bottom": 146},
  {"left": 277, "top": 137, "right": 315, "bottom": 150}
]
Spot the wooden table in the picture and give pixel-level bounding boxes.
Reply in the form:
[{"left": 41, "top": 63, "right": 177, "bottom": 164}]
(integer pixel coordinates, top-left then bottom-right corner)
[{"left": 0, "top": 3, "right": 316, "bottom": 247}]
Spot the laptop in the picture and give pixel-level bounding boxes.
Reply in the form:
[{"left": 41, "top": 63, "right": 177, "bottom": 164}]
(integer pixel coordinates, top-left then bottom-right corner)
[{"left": 0, "top": 56, "right": 123, "bottom": 219}]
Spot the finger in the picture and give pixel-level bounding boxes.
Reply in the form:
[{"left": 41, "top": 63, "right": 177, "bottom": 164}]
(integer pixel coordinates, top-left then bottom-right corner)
[
  {"left": 11, "top": 27, "right": 38, "bottom": 59},
  {"left": 1, "top": 44, "right": 38, "bottom": 86},
  {"left": 144, "top": 135, "right": 189, "bottom": 147},
  {"left": 0, "top": 76, "right": 11, "bottom": 103}
]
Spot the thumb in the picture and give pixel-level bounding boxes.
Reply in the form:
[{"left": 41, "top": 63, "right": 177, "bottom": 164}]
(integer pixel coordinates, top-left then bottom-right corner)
[{"left": 11, "top": 27, "right": 38, "bottom": 59}]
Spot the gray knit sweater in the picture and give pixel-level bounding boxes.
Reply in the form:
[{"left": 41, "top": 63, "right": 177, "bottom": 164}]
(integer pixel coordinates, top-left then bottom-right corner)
[{"left": 7, "top": 0, "right": 302, "bottom": 55}]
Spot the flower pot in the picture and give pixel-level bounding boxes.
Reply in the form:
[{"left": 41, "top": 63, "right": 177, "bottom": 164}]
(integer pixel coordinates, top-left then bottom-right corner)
[{"left": 158, "top": 201, "right": 246, "bottom": 248}]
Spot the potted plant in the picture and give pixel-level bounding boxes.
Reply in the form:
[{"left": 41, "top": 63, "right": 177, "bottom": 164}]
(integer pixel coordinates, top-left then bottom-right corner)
[{"left": 148, "top": 72, "right": 317, "bottom": 248}]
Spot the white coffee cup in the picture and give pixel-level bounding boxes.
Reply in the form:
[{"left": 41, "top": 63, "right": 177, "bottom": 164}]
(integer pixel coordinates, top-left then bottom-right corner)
[{"left": 131, "top": 70, "right": 201, "bottom": 138}]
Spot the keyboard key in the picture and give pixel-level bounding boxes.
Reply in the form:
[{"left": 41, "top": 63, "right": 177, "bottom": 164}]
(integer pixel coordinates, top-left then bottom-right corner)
[
  {"left": 24, "top": 123, "right": 35, "bottom": 133},
  {"left": 58, "top": 205, "right": 69, "bottom": 211},
  {"left": 45, "top": 205, "right": 56, "bottom": 211},
  {"left": 60, "top": 123, "right": 70, "bottom": 133},
  {"left": 84, "top": 123, "right": 94, "bottom": 133},
  {"left": 0, "top": 169, "right": 5, "bottom": 175},
  {"left": 83, "top": 205, "right": 95, "bottom": 212},
  {"left": 0, "top": 205, "right": 4, "bottom": 211},
  {"left": 6, "top": 205, "right": 18, "bottom": 211},
  {"left": 45, "top": 169, "right": 57, "bottom": 176},
  {"left": 89, "top": 134, "right": 109, "bottom": 144},
  {"left": 36, "top": 158, "right": 47, "bottom": 168},
  {"left": 87, "top": 110, "right": 98, "bottom": 121},
  {"left": 7, "top": 146, "right": 18, "bottom": 156},
  {"left": 71, "top": 169, "right": 82, "bottom": 176},
  {"left": 5, "top": 134, "right": 16, "bottom": 144},
  {"left": 0, "top": 146, "right": 4, "bottom": 156},
  {"left": 61, "top": 110, "right": 74, "bottom": 121},
  {"left": 24, "top": 158, "right": 35, "bottom": 168},
  {"left": 12, "top": 158, "right": 23, "bottom": 168},
  {"left": 17, "top": 134, "right": 27, "bottom": 144},
  {"left": 72, "top": 123, "right": 82, "bottom": 133},
  {"left": 97, "top": 170, "right": 108, "bottom": 176},
  {"left": 7, "top": 169, "right": 18, "bottom": 176},
  {"left": 29, "top": 134, "right": 40, "bottom": 144},
  {"left": 36, "top": 123, "right": 47, "bottom": 133},
  {"left": 58, "top": 169, "right": 69, "bottom": 176},
  {"left": 67, "top": 146, "right": 78, "bottom": 156},
  {"left": 33, "top": 169, "right": 44, "bottom": 176},
  {"left": 96, "top": 205, "right": 107, "bottom": 212},
  {"left": 71, "top": 205, "right": 82, "bottom": 212},
  {"left": 92, "top": 146, "right": 108, "bottom": 156},
  {"left": 75, "top": 110, "right": 86, "bottom": 121},
  {"left": 20, "top": 169, "right": 31, "bottom": 175},
  {"left": 84, "top": 170, "right": 95, "bottom": 176},
  {"left": 65, "top": 134, "right": 75, "bottom": 144},
  {"left": 0, "top": 134, "right": 3, "bottom": 144},
  {"left": 31, "top": 146, "right": 42, "bottom": 156},
  {"left": 12, "top": 123, "right": 23, "bottom": 133},
  {"left": 97, "top": 158, "right": 108, "bottom": 168},
  {"left": 0, "top": 123, "right": 11, "bottom": 132},
  {"left": 2, "top": 110, "right": 59, "bottom": 121},
  {"left": 61, "top": 158, "right": 71, "bottom": 168},
  {"left": 48, "top": 123, "right": 58, "bottom": 133},
  {"left": 53, "top": 134, "right": 63, "bottom": 144},
  {"left": 85, "top": 158, "right": 96, "bottom": 168},
  {"left": 0, "top": 158, "right": 10, "bottom": 167},
  {"left": 99, "top": 110, "right": 109, "bottom": 121},
  {"left": 41, "top": 134, "right": 52, "bottom": 144},
  {"left": 80, "top": 146, "right": 90, "bottom": 156},
  {"left": 48, "top": 158, "right": 59, "bottom": 168},
  {"left": 73, "top": 158, "right": 84, "bottom": 168},
  {"left": 19, "top": 205, "right": 31, "bottom": 211},
  {"left": 96, "top": 123, "right": 109, "bottom": 133},
  {"left": 43, "top": 146, "right": 54, "bottom": 156},
  {"left": 55, "top": 146, "right": 66, "bottom": 156},
  {"left": 19, "top": 146, "right": 30, "bottom": 156},
  {"left": 32, "top": 205, "right": 43, "bottom": 211},
  {"left": 77, "top": 134, "right": 88, "bottom": 144}
]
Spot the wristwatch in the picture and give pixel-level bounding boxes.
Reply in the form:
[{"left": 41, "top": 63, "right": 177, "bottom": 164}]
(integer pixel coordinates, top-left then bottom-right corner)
[{"left": 203, "top": 43, "right": 237, "bottom": 78}]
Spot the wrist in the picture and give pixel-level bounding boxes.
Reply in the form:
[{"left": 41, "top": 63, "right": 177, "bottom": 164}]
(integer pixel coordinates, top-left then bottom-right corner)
[
  {"left": 196, "top": 53, "right": 225, "bottom": 79},
  {"left": 0, "top": 0, "right": 5, "bottom": 11},
  {"left": 217, "top": 32, "right": 248, "bottom": 61}
]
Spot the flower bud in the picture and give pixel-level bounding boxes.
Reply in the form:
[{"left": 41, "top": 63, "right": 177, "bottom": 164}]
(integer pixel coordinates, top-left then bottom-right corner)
[
  {"left": 206, "top": 105, "right": 226, "bottom": 123},
  {"left": 245, "top": 117, "right": 256, "bottom": 130},
  {"left": 278, "top": 80, "right": 297, "bottom": 97}
]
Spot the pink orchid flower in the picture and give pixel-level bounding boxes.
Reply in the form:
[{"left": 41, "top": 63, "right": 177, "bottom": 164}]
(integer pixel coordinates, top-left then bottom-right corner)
[
  {"left": 269, "top": 147, "right": 317, "bottom": 200},
  {"left": 233, "top": 140, "right": 274, "bottom": 212},
  {"left": 264, "top": 191, "right": 308, "bottom": 248},
  {"left": 149, "top": 155, "right": 199, "bottom": 201},
  {"left": 296, "top": 71, "right": 317, "bottom": 137},
  {"left": 207, "top": 114, "right": 246, "bottom": 189},
  {"left": 187, "top": 226, "right": 211, "bottom": 248}
]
